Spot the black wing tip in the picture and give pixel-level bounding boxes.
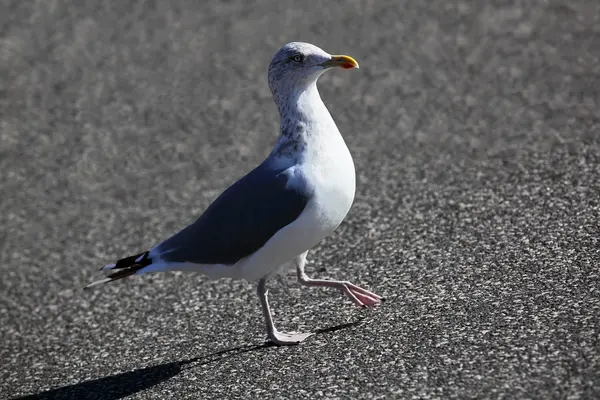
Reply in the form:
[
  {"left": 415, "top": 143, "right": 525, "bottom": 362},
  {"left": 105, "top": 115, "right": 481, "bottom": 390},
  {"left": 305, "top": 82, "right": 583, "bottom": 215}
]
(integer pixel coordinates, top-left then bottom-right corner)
[
  {"left": 90, "top": 251, "right": 151, "bottom": 288},
  {"left": 114, "top": 252, "right": 150, "bottom": 269},
  {"left": 100, "top": 251, "right": 151, "bottom": 272}
]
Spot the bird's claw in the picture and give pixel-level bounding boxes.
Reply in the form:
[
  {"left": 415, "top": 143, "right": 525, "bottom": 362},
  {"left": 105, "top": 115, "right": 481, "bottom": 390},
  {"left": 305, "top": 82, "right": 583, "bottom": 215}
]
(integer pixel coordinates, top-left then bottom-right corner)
[
  {"left": 268, "top": 330, "right": 314, "bottom": 346},
  {"left": 342, "top": 283, "right": 383, "bottom": 307}
]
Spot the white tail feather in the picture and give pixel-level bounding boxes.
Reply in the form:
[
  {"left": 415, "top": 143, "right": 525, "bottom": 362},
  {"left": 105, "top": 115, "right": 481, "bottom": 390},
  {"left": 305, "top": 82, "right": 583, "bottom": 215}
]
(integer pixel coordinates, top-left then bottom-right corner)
[{"left": 84, "top": 277, "right": 113, "bottom": 289}]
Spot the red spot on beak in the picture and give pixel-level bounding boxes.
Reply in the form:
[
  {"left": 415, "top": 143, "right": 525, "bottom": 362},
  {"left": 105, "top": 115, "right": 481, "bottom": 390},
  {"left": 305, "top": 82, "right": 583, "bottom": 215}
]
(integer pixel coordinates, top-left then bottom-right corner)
[{"left": 321, "top": 55, "right": 359, "bottom": 70}]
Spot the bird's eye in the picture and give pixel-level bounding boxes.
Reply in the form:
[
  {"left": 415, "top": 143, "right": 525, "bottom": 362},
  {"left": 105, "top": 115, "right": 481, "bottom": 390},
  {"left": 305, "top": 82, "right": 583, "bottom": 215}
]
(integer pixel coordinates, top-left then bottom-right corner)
[{"left": 291, "top": 54, "right": 303, "bottom": 63}]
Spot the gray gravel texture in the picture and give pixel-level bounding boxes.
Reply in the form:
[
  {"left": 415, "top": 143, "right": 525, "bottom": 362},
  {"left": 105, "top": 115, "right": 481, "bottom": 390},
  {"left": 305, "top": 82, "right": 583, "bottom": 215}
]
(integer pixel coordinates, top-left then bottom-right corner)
[{"left": 1, "top": 0, "right": 599, "bottom": 399}]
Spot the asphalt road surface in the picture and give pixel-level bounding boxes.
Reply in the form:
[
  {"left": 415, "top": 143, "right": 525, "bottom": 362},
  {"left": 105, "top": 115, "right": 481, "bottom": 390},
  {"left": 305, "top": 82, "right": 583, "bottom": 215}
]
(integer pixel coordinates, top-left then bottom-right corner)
[{"left": 1, "top": 0, "right": 599, "bottom": 399}]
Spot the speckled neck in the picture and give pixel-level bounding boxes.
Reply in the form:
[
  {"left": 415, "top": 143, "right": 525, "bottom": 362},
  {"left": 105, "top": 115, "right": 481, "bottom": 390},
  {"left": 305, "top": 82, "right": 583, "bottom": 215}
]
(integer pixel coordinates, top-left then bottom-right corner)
[{"left": 271, "top": 82, "right": 335, "bottom": 159}]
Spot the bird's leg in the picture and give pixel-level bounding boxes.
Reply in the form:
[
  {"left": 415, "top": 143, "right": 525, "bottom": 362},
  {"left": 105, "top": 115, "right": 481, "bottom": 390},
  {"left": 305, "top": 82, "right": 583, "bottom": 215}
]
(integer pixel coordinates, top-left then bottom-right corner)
[
  {"left": 257, "top": 278, "right": 313, "bottom": 345},
  {"left": 296, "top": 252, "right": 383, "bottom": 307}
]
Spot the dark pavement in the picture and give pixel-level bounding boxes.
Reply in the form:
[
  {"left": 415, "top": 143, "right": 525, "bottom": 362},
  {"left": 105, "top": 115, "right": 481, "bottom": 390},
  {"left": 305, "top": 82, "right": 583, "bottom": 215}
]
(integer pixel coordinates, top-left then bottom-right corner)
[{"left": 1, "top": 0, "right": 599, "bottom": 398}]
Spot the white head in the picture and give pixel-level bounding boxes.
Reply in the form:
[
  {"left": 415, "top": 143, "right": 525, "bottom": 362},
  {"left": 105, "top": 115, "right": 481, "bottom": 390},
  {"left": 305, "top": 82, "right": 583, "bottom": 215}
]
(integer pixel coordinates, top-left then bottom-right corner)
[{"left": 267, "top": 42, "right": 359, "bottom": 100}]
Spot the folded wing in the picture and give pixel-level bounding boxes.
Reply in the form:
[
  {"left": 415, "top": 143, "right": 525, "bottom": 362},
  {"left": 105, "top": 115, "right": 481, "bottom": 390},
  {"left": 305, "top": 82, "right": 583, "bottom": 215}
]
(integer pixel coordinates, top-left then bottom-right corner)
[{"left": 153, "top": 162, "right": 313, "bottom": 266}]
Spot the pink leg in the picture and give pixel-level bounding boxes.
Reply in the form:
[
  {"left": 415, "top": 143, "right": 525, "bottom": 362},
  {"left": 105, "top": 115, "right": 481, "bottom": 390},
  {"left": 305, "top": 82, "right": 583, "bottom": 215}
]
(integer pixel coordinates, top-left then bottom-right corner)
[
  {"left": 257, "top": 278, "right": 313, "bottom": 345},
  {"left": 296, "top": 259, "right": 383, "bottom": 307}
]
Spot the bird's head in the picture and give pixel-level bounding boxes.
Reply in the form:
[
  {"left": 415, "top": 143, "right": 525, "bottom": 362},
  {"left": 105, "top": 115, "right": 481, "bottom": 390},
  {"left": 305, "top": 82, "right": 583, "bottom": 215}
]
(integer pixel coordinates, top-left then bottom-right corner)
[{"left": 267, "top": 42, "right": 359, "bottom": 96}]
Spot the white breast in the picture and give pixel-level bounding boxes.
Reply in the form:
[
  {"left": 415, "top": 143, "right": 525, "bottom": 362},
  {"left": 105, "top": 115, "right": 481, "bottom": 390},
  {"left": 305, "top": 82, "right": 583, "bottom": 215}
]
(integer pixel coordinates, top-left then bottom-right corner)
[{"left": 304, "top": 128, "right": 356, "bottom": 232}]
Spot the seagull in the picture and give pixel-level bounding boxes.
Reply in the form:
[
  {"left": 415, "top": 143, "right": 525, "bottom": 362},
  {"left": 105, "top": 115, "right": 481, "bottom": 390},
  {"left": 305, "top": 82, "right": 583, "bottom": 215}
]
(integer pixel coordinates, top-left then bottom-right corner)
[{"left": 86, "top": 42, "right": 383, "bottom": 345}]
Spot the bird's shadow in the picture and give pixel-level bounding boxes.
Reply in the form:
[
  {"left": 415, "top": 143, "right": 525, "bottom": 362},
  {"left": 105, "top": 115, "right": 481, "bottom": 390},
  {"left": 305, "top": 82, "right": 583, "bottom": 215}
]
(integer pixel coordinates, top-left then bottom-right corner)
[{"left": 13, "top": 320, "right": 363, "bottom": 400}]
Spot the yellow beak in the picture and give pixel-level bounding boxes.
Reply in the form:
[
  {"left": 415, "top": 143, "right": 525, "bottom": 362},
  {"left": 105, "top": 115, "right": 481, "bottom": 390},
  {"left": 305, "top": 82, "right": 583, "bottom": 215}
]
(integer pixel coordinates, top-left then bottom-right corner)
[{"left": 320, "top": 55, "right": 359, "bottom": 70}]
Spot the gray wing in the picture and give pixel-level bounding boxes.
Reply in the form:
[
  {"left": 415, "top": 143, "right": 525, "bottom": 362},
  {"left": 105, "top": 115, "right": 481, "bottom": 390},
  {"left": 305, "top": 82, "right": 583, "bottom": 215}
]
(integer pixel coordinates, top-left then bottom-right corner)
[{"left": 154, "top": 163, "right": 312, "bottom": 265}]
